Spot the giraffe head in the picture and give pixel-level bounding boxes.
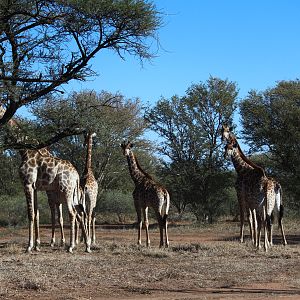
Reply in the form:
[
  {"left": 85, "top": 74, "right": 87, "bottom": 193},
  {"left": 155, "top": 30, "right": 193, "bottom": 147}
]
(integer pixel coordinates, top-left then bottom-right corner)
[
  {"left": 121, "top": 141, "right": 134, "bottom": 156},
  {"left": 83, "top": 132, "right": 96, "bottom": 146},
  {"left": 221, "top": 124, "right": 233, "bottom": 142},
  {"left": 223, "top": 135, "right": 238, "bottom": 159}
]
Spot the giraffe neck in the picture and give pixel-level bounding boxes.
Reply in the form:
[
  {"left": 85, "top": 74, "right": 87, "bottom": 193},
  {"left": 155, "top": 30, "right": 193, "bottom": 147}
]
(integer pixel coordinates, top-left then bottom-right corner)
[
  {"left": 231, "top": 149, "right": 254, "bottom": 174},
  {"left": 19, "top": 149, "right": 29, "bottom": 161},
  {"left": 126, "top": 151, "right": 148, "bottom": 185},
  {"left": 231, "top": 142, "right": 265, "bottom": 177},
  {"left": 83, "top": 133, "right": 93, "bottom": 176}
]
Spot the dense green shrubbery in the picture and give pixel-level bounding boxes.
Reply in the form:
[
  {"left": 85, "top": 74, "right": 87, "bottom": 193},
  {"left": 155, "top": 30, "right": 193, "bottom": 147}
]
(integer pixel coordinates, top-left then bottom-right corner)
[
  {"left": 97, "top": 190, "right": 136, "bottom": 223},
  {"left": 0, "top": 195, "right": 27, "bottom": 226},
  {"left": 0, "top": 192, "right": 51, "bottom": 227}
]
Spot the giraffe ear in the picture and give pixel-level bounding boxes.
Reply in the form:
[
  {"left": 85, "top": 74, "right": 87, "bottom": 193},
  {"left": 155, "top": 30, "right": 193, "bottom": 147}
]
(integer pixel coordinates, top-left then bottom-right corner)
[
  {"left": 229, "top": 126, "right": 233, "bottom": 132},
  {"left": 130, "top": 143, "right": 134, "bottom": 148}
]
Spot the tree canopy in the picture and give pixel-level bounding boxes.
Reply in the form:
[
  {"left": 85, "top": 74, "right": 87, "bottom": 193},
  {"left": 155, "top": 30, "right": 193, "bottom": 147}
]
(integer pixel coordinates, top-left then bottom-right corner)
[
  {"left": 0, "top": 0, "right": 162, "bottom": 139},
  {"left": 240, "top": 80, "right": 300, "bottom": 210},
  {"left": 145, "top": 77, "right": 238, "bottom": 221},
  {"left": 32, "top": 90, "right": 156, "bottom": 194}
]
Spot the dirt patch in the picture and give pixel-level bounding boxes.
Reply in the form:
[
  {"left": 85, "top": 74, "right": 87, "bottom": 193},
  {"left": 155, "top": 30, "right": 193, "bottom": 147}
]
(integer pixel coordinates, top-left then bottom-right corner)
[{"left": 0, "top": 221, "right": 299, "bottom": 299}]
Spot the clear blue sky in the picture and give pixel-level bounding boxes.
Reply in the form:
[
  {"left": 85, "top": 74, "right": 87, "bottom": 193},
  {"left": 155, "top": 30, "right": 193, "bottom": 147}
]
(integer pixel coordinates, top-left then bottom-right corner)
[{"left": 66, "top": 0, "right": 300, "bottom": 110}]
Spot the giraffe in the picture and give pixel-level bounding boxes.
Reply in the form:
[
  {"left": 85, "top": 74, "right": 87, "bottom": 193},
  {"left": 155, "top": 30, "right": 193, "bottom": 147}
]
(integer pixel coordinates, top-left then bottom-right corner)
[
  {"left": 221, "top": 125, "right": 254, "bottom": 243},
  {"left": 222, "top": 128, "right": 287, "bottom": 250},
  {"left": 0, "top": 107, "right": 91, "bottom": 253},
  {"left": 80, "top": 132, "right": 98, "bottom": 245},
  {"left": 19, "top": 150, "right": 91, "bottom": 253},
  {"left": 121, "top": 141, "right": 170, "bottom": 248}
]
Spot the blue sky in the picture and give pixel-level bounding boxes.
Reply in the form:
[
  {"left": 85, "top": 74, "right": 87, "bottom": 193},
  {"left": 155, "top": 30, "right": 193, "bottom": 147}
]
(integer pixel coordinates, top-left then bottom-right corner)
[{"left": 65, "top": 0, "right": 300, "bottom": 128}]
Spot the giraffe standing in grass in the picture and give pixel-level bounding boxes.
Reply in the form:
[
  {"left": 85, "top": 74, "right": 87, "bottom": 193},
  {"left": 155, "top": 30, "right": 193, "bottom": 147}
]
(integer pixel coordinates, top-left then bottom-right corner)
[
  {"left": 80, "top": 132, "right": 98, "bottom": 245},
  {"left": 121, "top": 141, "right": 170, "bottom": 248},
  {"left": 221, "top": 125, "right": 254, "bottom": 243},
  {"left": 0, "top": 107, "right": 90, "bottom": 253},
  {"left": 222, "top": 125, "right": 287, "bottom": 250}
]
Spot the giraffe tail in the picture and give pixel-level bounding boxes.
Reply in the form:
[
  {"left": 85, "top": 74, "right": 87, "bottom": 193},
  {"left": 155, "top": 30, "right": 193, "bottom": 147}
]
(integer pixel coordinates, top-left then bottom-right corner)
[
  {"left": 275, "top": 183, "right": 284, "bottom": 229},
  {"left": 73, "top": 177, "right": 86, "bottom": 212}
]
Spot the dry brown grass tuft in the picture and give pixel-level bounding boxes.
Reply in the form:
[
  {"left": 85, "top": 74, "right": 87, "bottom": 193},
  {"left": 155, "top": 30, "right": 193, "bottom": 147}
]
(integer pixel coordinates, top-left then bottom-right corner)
[{"left": 0, "top": 221, "right": 299, "bottom": 300}]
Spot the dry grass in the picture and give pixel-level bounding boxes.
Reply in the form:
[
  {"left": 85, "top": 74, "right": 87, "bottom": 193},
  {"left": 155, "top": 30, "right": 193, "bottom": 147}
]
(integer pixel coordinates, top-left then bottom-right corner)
[{"left": 0, "top": 220, "right": 299, "bottom": 299}]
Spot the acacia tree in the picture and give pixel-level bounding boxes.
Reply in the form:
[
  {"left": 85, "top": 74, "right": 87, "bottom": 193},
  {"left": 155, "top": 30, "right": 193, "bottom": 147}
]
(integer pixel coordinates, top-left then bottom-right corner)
[
  {"left": 0, "top": 0, "right": 162, "bottom": 148},
  {"left": 146, "top": 77, "right": 238, "bottom": 221},
  {"left": 240, "top": 80, "right": 300, "bottom": 211}
]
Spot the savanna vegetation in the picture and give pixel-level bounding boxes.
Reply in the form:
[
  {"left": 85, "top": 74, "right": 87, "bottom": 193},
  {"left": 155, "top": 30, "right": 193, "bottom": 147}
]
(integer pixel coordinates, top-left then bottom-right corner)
[{"left": 0, "top": 0, "right": 300, "bottom": 229}]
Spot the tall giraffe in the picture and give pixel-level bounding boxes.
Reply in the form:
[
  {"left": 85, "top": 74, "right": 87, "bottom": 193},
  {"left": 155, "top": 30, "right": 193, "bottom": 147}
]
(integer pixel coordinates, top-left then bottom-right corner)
[
  {"left": 80, "top": 132, "right": 98, "bottom": 245},
  {"left": 222, "top": 127, "right": 287, "bottom": 250},
  {"left": 0, "top": 107, "right": 91, "bottom": 253},
  {"left": 121, "top": 141, "right": 170, "bottom": 248},
  {"left": 221, "top": 125, "right": 254, "bottom": 243}
]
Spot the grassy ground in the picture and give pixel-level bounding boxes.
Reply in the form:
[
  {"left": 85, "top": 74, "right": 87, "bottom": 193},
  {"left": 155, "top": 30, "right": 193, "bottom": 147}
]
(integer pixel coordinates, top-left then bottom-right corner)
[{"left": 0, "top": 220, "right": 299, "bottom": 299}]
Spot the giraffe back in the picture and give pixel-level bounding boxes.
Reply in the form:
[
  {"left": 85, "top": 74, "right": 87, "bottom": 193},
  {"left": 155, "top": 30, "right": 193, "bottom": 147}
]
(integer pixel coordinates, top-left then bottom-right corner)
[{"left": 19, "top": 150, "right": 80, "bottom": 198}]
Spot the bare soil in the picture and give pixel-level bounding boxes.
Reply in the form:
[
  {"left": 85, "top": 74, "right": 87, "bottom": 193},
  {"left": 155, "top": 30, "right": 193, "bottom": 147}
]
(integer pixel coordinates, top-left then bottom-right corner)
[{"left": 0, "top": 221, "right": 299, "bottom": 300}]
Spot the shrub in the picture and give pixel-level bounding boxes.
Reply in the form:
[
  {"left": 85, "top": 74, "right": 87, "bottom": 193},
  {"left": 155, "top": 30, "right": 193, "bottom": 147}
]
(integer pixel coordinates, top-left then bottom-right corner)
[
  {"left": 0, "top": 192, "right": 51, "bottom": 226},
  {"left": 97, "top": 190, "right": 136, "bottom": 223}
]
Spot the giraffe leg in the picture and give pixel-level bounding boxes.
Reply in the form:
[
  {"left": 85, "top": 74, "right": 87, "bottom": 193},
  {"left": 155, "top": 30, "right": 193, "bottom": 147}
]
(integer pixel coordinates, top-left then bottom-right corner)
[
  {"left": 57, "top": 203, "right": 65, "bottom": 246},
  {"left": 75, "top": 205, "right": 91, "bottom": 253},
  {"left": 87, "top": 212, "right": 92, "bottom": 244},
  {"left": 49, "top": 200, "right": 56, "bottom": 247},
  {"left": 279, "top": 205, "right": 287, "bottom": 246},
  {"left": 252, "top": 209, "right": 260, "bottom": 248},
  {"left": 164, "top": 214, "right": 169, "bottom": 248},
  {"left": 47, "top": 191, "right": 56, "bottom": 247},
  {"left": 158, "top": 216, "right": 164, "bottom": 248},
  {"left": 267, "top": 213, "right": 273, "bottom": 246},
  {"left": 143, "top": 207, "right": 150, "bottom": 247},
  {"left": 135, "top": 208, "right": 142, "bottom": 246},
  {"left": 24, "top": 184, "right": 35, "bottom": 253},
  {"left": 248, "top": 208, "right": 254, "bottom": 244},
  {"left": 264, "top": 209, "right": 270, "bottom": 252},
  {"left": 75, "top": 217, "right": 79, "bottom": 245},
  {"left": 239, "top": 204, "right": 245, "bottom": 243},
  {"left": 80, "top": 214, "right": 91, "bottom": 253},
  {"left": 68, "top": 205, "right": 76, "bottom": 253},
  {"left": 252, "top": 209, "right": 258, "bottom": 247},
  {"left": 155, "top": 211, "right": 164, "bottom": 248},
  {"left": 91, "top": 209, "right": 96, "bottom": 246},
  {"left": 257, "top": 222, "right": 262, "bottom": 249},
  {"left": 75, "top": 213, "right": 85, "bottom": 245},
  {"left": 33, "top": 190, "right": 41, "bottom": 251},
  {"left": 79, "top": 209, "right": 88, "bottom": 243}
]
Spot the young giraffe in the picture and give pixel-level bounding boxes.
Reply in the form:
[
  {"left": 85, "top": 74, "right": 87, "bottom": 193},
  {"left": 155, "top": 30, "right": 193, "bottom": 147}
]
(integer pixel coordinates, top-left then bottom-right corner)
[
  {"left": 121, "top": 141, "right": 170, "bottom": 248},
  {"left": 0, "top": 107, "right": 91, "bottom": 253},
  {"left": 222, "top": 127, "right": 287, "bottom": 250},
  {"left": 80, "top": 132, "right": 98, "bottom": 245}
]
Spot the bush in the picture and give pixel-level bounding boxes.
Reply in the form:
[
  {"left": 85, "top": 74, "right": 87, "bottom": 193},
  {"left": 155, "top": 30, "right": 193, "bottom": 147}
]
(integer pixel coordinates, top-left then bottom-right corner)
[
  {"left": 97, "top": 190, "right": 136, "bottom": 223},
  {"left": 0, "top": 192, "right": 51, "bottom": 227},
  {"left": 0, "top": 194, "right": 27, "bottom": 226}
]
